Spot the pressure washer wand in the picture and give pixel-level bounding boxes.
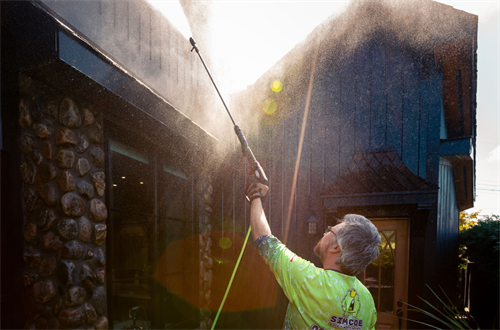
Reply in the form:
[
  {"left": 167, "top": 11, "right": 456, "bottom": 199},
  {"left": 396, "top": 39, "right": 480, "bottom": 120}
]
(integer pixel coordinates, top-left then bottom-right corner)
[
  {"left": 190, "top": 37, "right": 266, "bottom": 330},
  {"left": 190, "top": 37, "right": 267, "bottom": 184}
]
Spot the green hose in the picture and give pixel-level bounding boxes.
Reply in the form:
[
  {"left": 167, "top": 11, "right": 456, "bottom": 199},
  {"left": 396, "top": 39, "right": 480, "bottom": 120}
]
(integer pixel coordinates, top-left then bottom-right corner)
[{"left": 210, "top": 226, "right": 252, "bottom": 330}]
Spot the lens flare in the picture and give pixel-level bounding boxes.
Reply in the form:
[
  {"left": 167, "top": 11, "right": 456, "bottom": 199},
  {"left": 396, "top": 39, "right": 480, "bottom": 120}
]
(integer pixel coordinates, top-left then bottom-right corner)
[
  {"left": 219, "top": 237, "right": 232, "bottom": 249},
  {"left": 263, "top": 98, "right": 277, "bottom": 115},
  {"left": 270, "top": 80, "right": 283, "bottom": 93},
  {"left": 154, "top": 231, "right": 278, "bottom": 312}
]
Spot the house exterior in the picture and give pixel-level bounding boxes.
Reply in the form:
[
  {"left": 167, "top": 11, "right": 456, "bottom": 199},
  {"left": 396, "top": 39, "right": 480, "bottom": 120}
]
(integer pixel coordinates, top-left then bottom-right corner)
[
  {"left": 1, "top": 0, "right": 477, "bottom": 329},
  {"left": 226, "top": 0, "right": 477, "bottom": 328}
]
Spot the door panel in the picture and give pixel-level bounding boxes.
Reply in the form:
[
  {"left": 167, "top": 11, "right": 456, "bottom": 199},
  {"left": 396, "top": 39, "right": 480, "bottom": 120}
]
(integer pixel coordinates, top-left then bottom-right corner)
[{"left": 358, "top": 219, "right": 409, "bottom": 329}]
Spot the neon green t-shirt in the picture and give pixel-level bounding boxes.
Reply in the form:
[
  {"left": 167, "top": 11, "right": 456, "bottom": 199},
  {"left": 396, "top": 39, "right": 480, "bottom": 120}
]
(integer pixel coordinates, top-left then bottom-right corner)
[{"left": 257, "top": 235, "right": 377, "bottom": 330}]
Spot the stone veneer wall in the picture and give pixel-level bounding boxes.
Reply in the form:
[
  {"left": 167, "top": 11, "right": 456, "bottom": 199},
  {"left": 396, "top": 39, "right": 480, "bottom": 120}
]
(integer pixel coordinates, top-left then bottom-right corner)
[
  {"left": 198, "top": 175, "right": 214, "bottom": 330},
  {"left": 19, "top": 74, "right": 108, "bottom": 329}
]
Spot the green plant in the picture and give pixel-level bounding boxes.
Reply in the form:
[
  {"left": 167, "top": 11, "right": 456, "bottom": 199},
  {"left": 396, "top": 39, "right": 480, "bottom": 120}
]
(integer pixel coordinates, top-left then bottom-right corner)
[
  {"left": 459, "top": 215, "right": 500, "bottom": 282},
  {"left": 400, "top": 285, "right": 479, "bottom": 330},
  {"left": 458, "top": 211, "right": 480, "bottom": 274}
]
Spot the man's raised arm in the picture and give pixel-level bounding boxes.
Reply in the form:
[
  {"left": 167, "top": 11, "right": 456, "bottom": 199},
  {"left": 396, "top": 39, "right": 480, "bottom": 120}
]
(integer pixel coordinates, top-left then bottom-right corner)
[
  {"left": 246, "top": 176, "right": 271, "bottom": 241},
  {"left": 250, "top": 198, "right": 271, "bottom": 241}
]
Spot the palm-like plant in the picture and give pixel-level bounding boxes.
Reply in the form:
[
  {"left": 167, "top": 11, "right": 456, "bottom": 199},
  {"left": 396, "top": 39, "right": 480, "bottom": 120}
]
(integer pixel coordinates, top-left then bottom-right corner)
[{"left": 399, "top": 285, "right": 479, "bottom": 330}]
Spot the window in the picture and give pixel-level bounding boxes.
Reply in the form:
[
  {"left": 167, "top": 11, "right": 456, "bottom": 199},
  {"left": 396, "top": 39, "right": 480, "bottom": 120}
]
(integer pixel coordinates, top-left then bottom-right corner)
[
  {"left": 108, "top": 130, "right": 198, "bottom": 329},
  {"left": 360, "top": 230, "right": 396, "bottom": 313}
]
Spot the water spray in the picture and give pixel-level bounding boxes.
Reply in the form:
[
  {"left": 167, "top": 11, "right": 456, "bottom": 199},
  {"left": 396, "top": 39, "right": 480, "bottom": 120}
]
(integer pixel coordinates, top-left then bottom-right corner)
[
  {"left": 189, "top": 37, "right": 268, "bottom": 330},
  {"left": 189, "top": 37, "right": 268, "bottom": 184}
]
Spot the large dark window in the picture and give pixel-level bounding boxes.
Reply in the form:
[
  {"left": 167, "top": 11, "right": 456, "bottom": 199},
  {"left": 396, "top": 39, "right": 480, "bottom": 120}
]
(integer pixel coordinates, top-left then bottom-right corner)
[{"left": 108, "top": 130, "right": 198, "bottom": 329}]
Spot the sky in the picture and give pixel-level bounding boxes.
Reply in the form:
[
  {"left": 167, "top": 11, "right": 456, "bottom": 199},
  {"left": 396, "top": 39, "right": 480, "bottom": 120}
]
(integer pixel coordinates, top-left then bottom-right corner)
[{"left": 150, "top": 0, "right": 499, "bottom": 216}]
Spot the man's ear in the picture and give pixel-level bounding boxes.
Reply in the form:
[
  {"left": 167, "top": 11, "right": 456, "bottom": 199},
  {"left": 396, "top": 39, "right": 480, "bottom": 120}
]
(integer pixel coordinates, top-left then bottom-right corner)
[{"left": 328, "top": 244, "right": 341, "bottom": 254}]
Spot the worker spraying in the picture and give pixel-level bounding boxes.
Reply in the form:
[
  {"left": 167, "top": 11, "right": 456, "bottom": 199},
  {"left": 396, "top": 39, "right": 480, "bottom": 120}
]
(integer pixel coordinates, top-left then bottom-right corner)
[
  {"left": 190, "top": 36, "right": 381, "bottom": 330},
  {"left": 246, "top": 178, "right": 381, "bottom": 330}
]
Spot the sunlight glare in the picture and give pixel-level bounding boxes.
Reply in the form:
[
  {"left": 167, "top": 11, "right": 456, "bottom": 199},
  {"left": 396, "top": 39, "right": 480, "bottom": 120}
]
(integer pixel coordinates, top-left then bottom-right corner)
[
  {"left": 209, "top": 2, "right": 349, "bottom": 93},
  {"left": 147, "top": 0, "right": 192, "bottom": 40}
]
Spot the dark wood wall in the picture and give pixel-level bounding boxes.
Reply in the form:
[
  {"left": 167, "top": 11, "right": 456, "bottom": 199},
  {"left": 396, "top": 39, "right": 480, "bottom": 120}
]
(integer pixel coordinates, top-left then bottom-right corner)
[
  {"left": 208, "top": 40, "right": 455, "bottom": 328},
  {"left": 210, "top": 28, "right": 478, "bottom": 328},
  {"left": 436, "top": 157, "right": 460, "bottom": 295},
  {"left": 243, "top": 40, "right": 446, "bottom": 248}
]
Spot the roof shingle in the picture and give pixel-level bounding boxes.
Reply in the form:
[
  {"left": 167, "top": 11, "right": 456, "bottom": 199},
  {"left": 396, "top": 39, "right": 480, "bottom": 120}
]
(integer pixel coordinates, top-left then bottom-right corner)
[{"left": 322, "top": 151, "right": 438, "bottom": 195}]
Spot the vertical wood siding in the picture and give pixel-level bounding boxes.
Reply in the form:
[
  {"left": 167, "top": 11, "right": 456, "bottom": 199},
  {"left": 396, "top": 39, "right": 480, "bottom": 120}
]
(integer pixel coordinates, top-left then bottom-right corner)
[
  {"left": 355, "top": 44, "right": 371, "bottom": 153},
  {"left": 311, "top": 71, "right": 328, "bottom": 209},
  {"left": 213, "top": 41, "right": 446, "bottom": 264},
  {"left": 243, "top": 42, "right": 444, "bottom": 253},
  {"left": 402, "top": 52, "right": 420, "bottom": 175},
  {"left": 437, "top": 157, "right": 460, "bottom": 292},
  {"left": 419, "top": 69, "right": 430, "bottom": 180},
  {"left": 386, "top": 47, "right": 404, "bottom": 156},
  {"left": 371, "top": 42, "right": 387, "bottom": 151},
  {"left": 324, "top": 59, "right": 342, "bottom": 188},
  {"left": 427, "top": 71, "right": 444, "bottom": 186}
]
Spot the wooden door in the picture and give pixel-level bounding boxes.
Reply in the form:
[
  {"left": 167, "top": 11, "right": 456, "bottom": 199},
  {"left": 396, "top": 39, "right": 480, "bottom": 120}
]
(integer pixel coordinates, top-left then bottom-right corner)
[{"left": 357, "top": 219, "right": 409, "bottom": 329}]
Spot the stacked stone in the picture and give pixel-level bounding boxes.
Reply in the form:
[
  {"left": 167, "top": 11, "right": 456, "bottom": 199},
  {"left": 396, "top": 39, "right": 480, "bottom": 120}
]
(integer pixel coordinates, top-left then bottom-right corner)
[
  {"left": 198, "top": 176, "right": 214, "bottom": 330},
  {"left": 19, "top": 75, "right": 108, "bottom": 329}
]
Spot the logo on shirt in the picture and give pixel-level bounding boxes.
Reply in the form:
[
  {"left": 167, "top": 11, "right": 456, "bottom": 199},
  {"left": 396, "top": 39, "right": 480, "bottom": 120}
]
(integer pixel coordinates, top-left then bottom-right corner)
[
  {"left": 341, "top": 289, "right": 360, "bottom": 317},
  {"left": 309, "top": 288, "right": 367, "bottom": 330},
  {"left": 327, "top": 315, "right": 364, "bottom": 329}
]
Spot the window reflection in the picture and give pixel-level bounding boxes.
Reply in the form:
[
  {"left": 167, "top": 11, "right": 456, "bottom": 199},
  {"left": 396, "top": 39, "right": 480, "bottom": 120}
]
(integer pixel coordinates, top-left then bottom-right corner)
[{"left": 111, "top": 143, "right": 154, "bottom": 214}]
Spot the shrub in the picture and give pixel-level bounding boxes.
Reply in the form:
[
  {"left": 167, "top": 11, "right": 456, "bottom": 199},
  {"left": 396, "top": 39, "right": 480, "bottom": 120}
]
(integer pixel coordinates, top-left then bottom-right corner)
[{"left": 459, "top": 215, "right": 500, "bottom": 283}]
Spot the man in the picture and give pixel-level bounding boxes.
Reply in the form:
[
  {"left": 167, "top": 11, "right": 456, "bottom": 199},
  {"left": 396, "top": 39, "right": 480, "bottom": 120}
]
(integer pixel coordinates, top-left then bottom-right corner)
[{"left": 247, "top": 177, "right": 381, "bottom": 330}]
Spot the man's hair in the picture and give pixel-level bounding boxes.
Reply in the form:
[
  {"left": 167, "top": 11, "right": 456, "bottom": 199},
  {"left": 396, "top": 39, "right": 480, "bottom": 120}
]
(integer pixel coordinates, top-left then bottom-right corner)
[{"left": 335, "top": 214, "right": 381, "bottom": 276}]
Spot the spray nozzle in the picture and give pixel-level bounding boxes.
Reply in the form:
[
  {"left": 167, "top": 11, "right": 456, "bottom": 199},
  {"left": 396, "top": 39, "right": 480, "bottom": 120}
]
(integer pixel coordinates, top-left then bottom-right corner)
[{"left": 189, "top": 37, "right": 199, "bottom": 53}]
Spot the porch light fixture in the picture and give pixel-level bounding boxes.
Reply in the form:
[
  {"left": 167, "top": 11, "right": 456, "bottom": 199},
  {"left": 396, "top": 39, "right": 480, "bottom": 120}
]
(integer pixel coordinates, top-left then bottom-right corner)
[{"left": 306, "top": 212, "right": 319, "bottom": 236}]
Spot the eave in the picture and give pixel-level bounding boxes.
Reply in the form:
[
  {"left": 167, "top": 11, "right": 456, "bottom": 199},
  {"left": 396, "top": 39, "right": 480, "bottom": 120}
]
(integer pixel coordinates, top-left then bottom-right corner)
[
  {"left": 3, "top": 1, "right": 218, "bottom": 161},
  {"left": 322, "top": 189, "right": 439, "bottom": 211}
]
